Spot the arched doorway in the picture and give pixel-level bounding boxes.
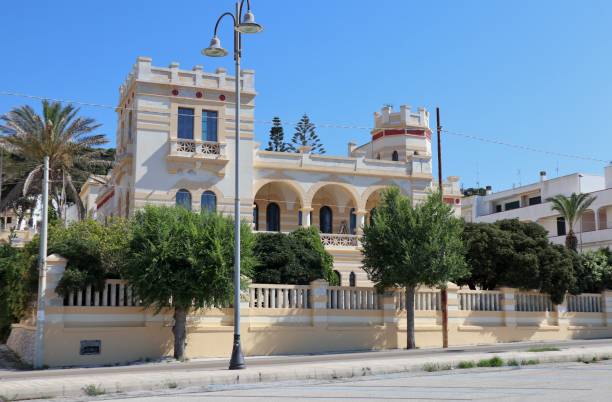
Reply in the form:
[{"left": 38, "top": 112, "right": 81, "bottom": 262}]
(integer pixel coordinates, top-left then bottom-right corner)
[
  {"left": 254, "top": 181, "right": 304, "bottom": 232},
  {"left": 201, "top": 191, "right": 217, "bottom": 213},
  {"left": 266, "top": 202, "right": 281, "bottom": 232},
  {"left": 176, "top": 189, "right": 192, "bottom": 210},
  {"left": 309, "top": 184, "right": 359, "bottom": 235},
  {"left": 320, "top": 206, "right": 333, "bottom": 233}
]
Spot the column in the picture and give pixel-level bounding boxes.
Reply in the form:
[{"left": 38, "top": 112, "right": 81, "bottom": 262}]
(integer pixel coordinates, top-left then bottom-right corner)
[
  {"left": 500, "top": 287, "right": 517, "bottom": 327},
  {"left": 301, "top": 207, "right": 313, "bottom": 227},
  {"left": 445, "top": 283, "right": 459, "bottom": 345},
  {"left": 356, "top": 210, "right": 367, "bottom": 235},
  {"left": 603, "top": 290, "right": 612, "bottom": 327},
  {"left": 309, "top": 279, "right": 328, "bottom": 327}
]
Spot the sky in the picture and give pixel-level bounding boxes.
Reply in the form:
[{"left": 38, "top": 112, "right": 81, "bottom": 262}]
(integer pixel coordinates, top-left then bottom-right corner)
[{"left": 1, "top": 0, "right": 612, "bottom": 192}]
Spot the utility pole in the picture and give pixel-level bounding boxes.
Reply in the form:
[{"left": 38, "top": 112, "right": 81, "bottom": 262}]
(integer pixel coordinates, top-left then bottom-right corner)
[
  {"left": 0, "top": 148, "right": 3, "bottom": 230},
  {"left": 436, "top": 107, "right": 449, "bottom": 349},
  {"left": 34, "top": 156, "right": 49, "bottom": 369}
]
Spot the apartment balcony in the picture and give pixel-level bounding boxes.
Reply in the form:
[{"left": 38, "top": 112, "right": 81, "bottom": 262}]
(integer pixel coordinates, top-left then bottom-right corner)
[
  {"left": 549, "top": 227, "right": 612, "bottom": 250},
  {"left": 167, "top": 139, "right": 228, "bottom": 170}
]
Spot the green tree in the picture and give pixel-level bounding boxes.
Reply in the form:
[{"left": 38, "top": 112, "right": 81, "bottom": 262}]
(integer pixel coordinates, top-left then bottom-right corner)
[
  {"left": 548, "top": 193, "right": 596, "bottom": 251},
  {"left": 288, "top": 114, "right": 325, "bottom": 154},
  {"left": 122, "top": 206, "right": 255, "bottom": 360},
  {"left": 459, "top": 220, "right": 576, "bottom": 304},
  {"left": 253, "top": 227, "right": 337, "bottom": 285},
  {"left": 265, "top": 117, "right": 288, "bottom": 152},
  {"left": 0, "top": 100, "right": 111, "bottom": 220},
  {"left": 572, "top": 248, "right": 612, "bottom": 293},
  {"left": 361, "top": 188, "right": 467, "bottom": 349}
]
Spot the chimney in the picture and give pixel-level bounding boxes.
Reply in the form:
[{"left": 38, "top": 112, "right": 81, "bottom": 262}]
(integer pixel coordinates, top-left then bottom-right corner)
[
  {"left": 540, "top": 171, "right": 547, "bottom": 182},
  {"left": 485, "top": 185, "right": 492, "bottom": 195},
  {"left": 347, "top": 142, "right": 356, "bottom": 156}
]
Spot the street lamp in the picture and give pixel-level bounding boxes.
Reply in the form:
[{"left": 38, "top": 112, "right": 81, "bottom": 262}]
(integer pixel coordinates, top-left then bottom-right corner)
[{"left": 202, "top": 0, "right": 263, "bottom": 371}]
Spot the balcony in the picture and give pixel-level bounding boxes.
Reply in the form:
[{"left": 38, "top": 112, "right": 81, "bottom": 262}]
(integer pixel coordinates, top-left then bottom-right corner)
[
  {"left": 167, "top": 139, "right": 228, "bottom": 171},
  {"left": 255, "top": 231, "right": 361, "bottom": 249}
]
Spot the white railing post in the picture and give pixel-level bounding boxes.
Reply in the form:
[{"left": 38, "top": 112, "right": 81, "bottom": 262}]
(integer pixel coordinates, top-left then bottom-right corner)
[
  {"left": 310, "top": 279, "right": 328, "bottom": 327},
  {"left": 603, "top": 290, "right": 612, "bottom": 327},
  {"left": 500, "top": 287, "right": 517, "bottom": 327}
]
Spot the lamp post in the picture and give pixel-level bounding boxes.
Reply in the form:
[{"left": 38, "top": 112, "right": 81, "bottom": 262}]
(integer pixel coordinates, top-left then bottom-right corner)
[{"left": 202, "top": 0, "right": 262, "bottom": 370}]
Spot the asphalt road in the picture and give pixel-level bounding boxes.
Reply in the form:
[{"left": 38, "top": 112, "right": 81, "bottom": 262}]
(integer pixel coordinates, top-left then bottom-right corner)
[
  {"left": 99, "top": 360, "right": 612, "bottom": 401},
  {"left": 2, "top": 338, "right": 612, "bottom": 381}
]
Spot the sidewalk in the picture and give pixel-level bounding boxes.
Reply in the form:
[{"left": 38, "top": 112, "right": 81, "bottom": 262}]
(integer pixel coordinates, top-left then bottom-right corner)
[{"left": 2, "top": 340, "right": 612, "bottom": 401}]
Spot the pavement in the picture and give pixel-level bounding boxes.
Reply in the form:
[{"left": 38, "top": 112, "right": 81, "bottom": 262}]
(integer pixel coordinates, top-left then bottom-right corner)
[{"left": 1, "top": 339, "right": 612, "bottom": 401}]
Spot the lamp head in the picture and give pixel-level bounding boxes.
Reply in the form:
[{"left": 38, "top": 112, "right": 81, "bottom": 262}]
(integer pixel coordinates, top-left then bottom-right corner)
[
  {"left": 202, "top": 36, "right": 228, "bottom": 57},
  {"left": 236, "top": 10, "right": 263, "bottom": 34}
]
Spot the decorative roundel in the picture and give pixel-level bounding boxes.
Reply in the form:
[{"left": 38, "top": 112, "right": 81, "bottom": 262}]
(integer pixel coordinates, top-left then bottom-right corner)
[
  {"left": 219, "top": 94, "right": 226, "bottom": 101},
  {"left": 196, "top": 91, "right": 203, "bottom": 98},
  {"left": 172, "top": 89, "right": 179, "bottom": 96}
]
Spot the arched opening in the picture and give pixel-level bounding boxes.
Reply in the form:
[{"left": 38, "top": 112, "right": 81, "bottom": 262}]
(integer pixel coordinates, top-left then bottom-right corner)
[
  {"left": 333, "top": 270, "right": 341, "bottom": 285},
  {"left": 581, "top": 210, "right": 596, "bottom": 232},
  {"left": 254, "top": 181, "right": 303, "bottom": 232},
  {"left": 310, "top": 184, "right": 358, "bottom": 235},
  {"left": 365, "top": 187, "right": 388, "bottom": 226},
  {"left": 176, "top": 189, "right": 192, "bottom": 210},
  {"left": 349, "top": 272, "right": 356, "bottom": 287},
  {"left": 598, "top": 207, "right": 608, "bottom": 230},
  {"left": 392, "top": 150, "right": 399, "bottom": 161},
  {"left": 349, "top": 208, "right": 357, "bottom": 234},
  {"left": 266, "top": 202, "right": 281, "bottom": 232},
  {"left": 201, "top": 191, "right": 217, "bottom": 213},
  {"left": 253, "top": 203, "right": 259, "bottom": 230},
  {"left": 319, "top": 206, "right": 333, "bottom": 233}
]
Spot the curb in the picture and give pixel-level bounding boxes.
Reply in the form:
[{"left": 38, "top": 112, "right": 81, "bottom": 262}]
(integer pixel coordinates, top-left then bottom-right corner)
[{"left": 1, "top": 348, "right": 611, "bottom": 400}]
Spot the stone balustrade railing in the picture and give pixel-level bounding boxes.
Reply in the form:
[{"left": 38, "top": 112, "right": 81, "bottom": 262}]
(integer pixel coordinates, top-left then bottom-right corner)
[
  {"left": 567, "top": 293, "right": 603, "bottom": 313},
  {"left": 319, "top": 233, "right": 360, "bottom": 248},
  {"left": 249, "top": 284, "right": 310, "bottom": 309},
  {"left": 327, "top": 286, "right": 380, "bottom": 310},
  {"left": 515, "top": 292, "right": 554, "bottom": 312},
  {"left": 64, "top": 279, "right": 140, "bottom": 307},
  {"left": 458, "top": 290, "right": 502, "bottom": 311},
  {"left": 170, "top": 139, "right": 225, "bottom": 158},
  {"left": 394, "top": 289, "right": 442, "bottom": 311}
]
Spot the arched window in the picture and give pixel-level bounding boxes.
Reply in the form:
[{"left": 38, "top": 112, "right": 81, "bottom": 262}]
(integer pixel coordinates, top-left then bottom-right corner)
[
  {"left": 349, "top": 208, "right": 357, "bottom": 234},
  {"left": 376, "top": 153, "right": 381, "bottom": 160},
  {"left": 392, "top": 150, "right": 399, "bottom": 161},
  {"left": 320, "top": 206, "right": 333, "bottom": 234},
  {"left": 176, "top": 189, "right": 192, "bottom": 210},
  {"left": 369, "top": 207, "right": 377, "bottom": 225},
  {"left": 201, "top": 191, "right": 217, "bottom": 213},
  {"left": 349, "top": 272, "right": 356, "bottom": 287},
  {"left": 333, "top": 270, "right": 342, "bottom": 285},
  {"left": 298, "top": 210, "right": 303, "bottom": 226},
  {"left": 557, "top": 217, "right": 566, "bottom": 236},
  {"left": 253, "top": 203, "right": 259, "bottom": 231},
  {"left": 266, "top": 202, "right": 281, "bottom": 232}
]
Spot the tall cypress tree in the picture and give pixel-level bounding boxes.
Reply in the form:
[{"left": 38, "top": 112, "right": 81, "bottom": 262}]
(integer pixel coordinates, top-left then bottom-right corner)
[
  {"left": 265, "top": 117, "right": 288, "bottom": 152},
  {"left": 288, "top": 114, "right": 325, "bottom": 154}
]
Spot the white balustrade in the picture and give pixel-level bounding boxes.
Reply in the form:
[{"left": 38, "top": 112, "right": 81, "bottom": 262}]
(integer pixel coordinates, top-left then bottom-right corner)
[
  {"left": 326, "top": 287, "right": 380, "bottom": 310},
  {"left": 395, "top": 289, "right": 441, "bottom": 311},
  {"left": 458, "top": 290, "right": 502, "bottom": 311},
  {"left": 515, "top": 292, "right": 553, "bottom": 312},
  {"left": 319, "top": 233, "right": 359, "bottom": 248},
  {"left": 64, "top": 279, "right": 139, "bottom": 307},
  {"left": 567, "top": 294, "right": 603, "bottom": 313},
  {"left": 248, "top": 284, "right": 310, "bottom": 309},
  {"left": 170, "top": 139, "right": 224, "bottom": 158}
]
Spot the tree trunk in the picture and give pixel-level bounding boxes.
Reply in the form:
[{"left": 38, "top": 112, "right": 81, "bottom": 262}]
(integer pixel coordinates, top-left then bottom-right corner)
[
  {"left": 172, "top": 306, "right": 188, "bottom": 361},
  {"left": 406, "top": 286, "right": 416, "bottom": 349},
  {"left": 566, "top": 230, "right": 578, "bottom": 251}
]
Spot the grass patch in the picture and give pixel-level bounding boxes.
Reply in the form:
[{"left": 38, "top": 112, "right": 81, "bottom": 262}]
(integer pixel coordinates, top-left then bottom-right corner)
[
  {"left": 521, "top": 359, "right": 539, "bottom": 365},
  {"left": 167, "top": 381, "right": 178, "bottom": 389},
  {"left": 477, "top": 357, "right": 504, "bottom": 367},
  {"left": 527, "top": 346, "right": 560, "bottom": 353},
  {"left": 506, "top": 359, "right": 520, "bottom": 366},
  {"left": 456, "top": 361, "right": 476, "bottom": 369},
  {"left": 82, "top": 384, "right": 105, "bottom": 397},
  {"left": 423, "top": 362, "right": 452, "bottom": 372}
]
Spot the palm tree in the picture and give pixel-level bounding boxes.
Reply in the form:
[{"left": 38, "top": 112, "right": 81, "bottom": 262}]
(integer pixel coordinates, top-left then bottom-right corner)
[
  {"left": 0, "top": 100, "right": 110, "bottom": 220},
  {"left": 548, "top": 193, "right": 596, "bottom": 251}
]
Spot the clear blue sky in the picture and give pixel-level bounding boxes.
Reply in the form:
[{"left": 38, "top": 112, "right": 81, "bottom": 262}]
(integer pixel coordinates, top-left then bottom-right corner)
[{"left": 2, "top": 0, "right": 611, "bottom": 191}]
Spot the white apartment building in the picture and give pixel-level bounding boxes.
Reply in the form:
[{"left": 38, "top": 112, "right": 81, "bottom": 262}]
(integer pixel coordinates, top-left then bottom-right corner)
[{"left": 462, "top": 166, "right": 612, "bottom": 250}]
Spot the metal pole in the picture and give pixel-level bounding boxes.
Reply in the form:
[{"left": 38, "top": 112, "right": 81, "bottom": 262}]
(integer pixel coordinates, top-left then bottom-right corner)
[
  {"left": 34, "top": 156, "right": 49, "bottom": 369},
  {"left": 436, "top": 107, "right": 449, "bottom": 349},
  {"left": 0, "top": 148, "right": 3, "bottom": 230},
  {"left": 229, "top": 1, "right": 246, "bottom": 370}
]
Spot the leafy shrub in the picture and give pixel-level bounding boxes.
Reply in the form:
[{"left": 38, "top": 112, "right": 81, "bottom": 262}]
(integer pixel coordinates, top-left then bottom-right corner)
[
  {"left": 477, "top": 357, "right": 504, "bottom": 367},
  {"left": 456, "top": 361, "right": 476, "bottom": 369},
  {"left": 253, "top": 227, "right": 337, "bottom": 285}
]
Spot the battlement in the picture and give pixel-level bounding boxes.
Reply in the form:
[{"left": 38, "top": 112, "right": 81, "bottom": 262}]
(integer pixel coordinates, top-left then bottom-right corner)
[
  {"left": 118, "top": 56, "right": 255, "bottom": 100},
  {"left": 373, "top": 105, "right": 429, "bottom": 129}
]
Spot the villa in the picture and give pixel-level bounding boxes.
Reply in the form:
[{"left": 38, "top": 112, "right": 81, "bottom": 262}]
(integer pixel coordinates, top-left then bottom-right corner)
[{"left": 81, "top": 57, "right": 462, "bottom": 285}]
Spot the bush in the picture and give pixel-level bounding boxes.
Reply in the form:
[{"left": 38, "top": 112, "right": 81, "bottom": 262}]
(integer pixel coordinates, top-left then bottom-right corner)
[
  {"left": 253, "top": 227, "right": 337, "bottom": 285},
  {"left": 49, "top": 219, "right": 130, "bottom": 296},
  {"left": 571, "top": 248, "right": 612, "bottom": 293},
  {"left": 476, "top": 357, "right": 504, "bottom": 367}
]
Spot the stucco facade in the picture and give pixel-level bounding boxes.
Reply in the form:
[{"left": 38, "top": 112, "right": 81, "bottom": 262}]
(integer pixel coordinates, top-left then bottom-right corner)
[{"left": 82, "top": 57, "right": 462, "bottom": 285}]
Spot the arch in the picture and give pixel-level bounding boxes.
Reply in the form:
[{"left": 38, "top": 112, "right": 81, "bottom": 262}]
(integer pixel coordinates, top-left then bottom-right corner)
[
  {"left": 266, "top": 202, "right": 281, "bottom": 232},
  {"left": 349, "top": 272, "right": 356, "bottom": 287},
  {"left": 305, "top": 181, "right": 361, "bottom": 209},
  {"left": 319, "top": 206, "right": 333, "bottom": 233},
  {"left": 176, "top": 189, "right": 192, "bottom": 210},
  {"left": 201, "top": 190, "right": 217, "bottom": 213},
  {"left": 333, "top": 270, "right": 341, "bottom": 285},
  {"left": 392, "top": 150, "right": 399, "bottom": 161},
  {"left": 254, "top": 179, "right": 306, "bottom": 208},
  {"left": 360, "top": 185, "right": 396, "bottom": 211},
  {"left": 255, "top": 180, "right": 304, "bottom": 232},
  {"left": 580, "top": 209, "right": 596, "bottom": 232},
  {"left": 597, "top": 207, "right": 608, "bottom": 230}
]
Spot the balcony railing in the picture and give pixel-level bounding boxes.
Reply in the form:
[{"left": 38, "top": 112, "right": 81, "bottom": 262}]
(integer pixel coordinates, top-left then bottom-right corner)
[
  {"left": 170, "top": 139, "right": 225, "bottom": 158},
  {"left": 319, "top": 233, "right": 360, "bottom": 248}
]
